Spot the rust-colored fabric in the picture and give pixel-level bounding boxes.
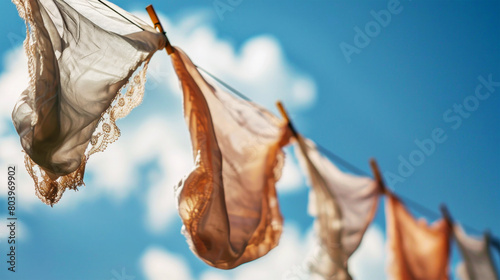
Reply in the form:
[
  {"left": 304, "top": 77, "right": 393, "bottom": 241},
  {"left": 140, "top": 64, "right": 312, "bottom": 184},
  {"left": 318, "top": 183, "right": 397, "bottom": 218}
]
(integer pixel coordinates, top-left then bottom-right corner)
[
  {"left": 294, "top": 136, "right": 380, "bottom": 280},
  {"left": 386, "top": 194, "right": 451, "bottom": 280},
  {"left": 454, "top": 225, "right": 499, "bottom": 280},
  {"left": 171, "top": 47, "right": 291, "bottom": 269},
  {"left": 12, "top": 0, "right": 165, "bottom": 205}
]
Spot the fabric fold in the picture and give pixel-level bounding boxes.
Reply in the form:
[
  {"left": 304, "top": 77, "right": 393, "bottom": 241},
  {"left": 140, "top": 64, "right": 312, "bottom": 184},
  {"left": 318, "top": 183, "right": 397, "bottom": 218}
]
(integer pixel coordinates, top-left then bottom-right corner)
[
  {"left": 12, "top": 0, "right": 166, "bottom": 205},
  {"left": 454, "top": 224, "right": 499, "bottom": 280},
  {"left": 386, "top": 194, "right": 451, "bottom": 280},
  {"left": 294, "top": 136, "right": 380, "bottom": 280},
  {"left": 171, "top": 46, "right": 291, "bottom": 269}
]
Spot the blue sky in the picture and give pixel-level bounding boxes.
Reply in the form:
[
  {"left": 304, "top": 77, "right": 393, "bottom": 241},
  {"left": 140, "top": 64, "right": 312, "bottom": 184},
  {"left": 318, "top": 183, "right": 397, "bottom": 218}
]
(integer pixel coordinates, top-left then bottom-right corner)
[{"left": 0, "top": 0, "right": 499, "bottom": 279}]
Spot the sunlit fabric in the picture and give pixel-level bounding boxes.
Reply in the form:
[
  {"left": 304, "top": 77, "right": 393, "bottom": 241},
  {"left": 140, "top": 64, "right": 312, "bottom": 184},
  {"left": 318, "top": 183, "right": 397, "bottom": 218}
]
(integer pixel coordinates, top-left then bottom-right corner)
[
  {"left": 294, "top": 136, "right": 380, "bottom": 280},
  {"left": 11, "top": 0, "right": 166, "bottom": 205},
  {"left": 171, "top": 47, "right": 291, "bottom": 269},
  {"left": 454, "top": 225, "right": 499, "bottom": 280},
  {"left": 386, "top": 194, "right": 451, "bottom": 280}
]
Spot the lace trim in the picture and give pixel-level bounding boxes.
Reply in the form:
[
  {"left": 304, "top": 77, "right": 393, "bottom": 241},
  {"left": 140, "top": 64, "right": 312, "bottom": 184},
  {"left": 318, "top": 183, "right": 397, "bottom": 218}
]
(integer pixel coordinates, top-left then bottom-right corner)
[
  {"left": 13, "top": 0, "right": 151, "bottom": 206},
  {"left": 12, "top": 0, "right": 37, "bottom": 117},
  {"left": 24, "top": 152, "right": 86, "bottom": 206},
  {"left": 87, "top": 64, "right": 149, "bottom": 156}
]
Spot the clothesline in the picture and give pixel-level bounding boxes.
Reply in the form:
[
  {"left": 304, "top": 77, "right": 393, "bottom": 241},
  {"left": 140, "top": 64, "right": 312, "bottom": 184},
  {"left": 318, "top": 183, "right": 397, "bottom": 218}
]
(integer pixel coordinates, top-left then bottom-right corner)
[{"left": 197, "top": 66, "right": 500, "bottom": 244}]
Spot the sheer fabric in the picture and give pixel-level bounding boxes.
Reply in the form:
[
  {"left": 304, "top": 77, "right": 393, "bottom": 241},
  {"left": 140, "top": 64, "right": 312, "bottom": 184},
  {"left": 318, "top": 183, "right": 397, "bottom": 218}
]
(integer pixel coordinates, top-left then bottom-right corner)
[
  {"left": 12, "top": 0, "right": 166, "bottom": 205},
  {"left": 454, "top": 225, "right": 499, "bottom": 280},
  {"left": 294, "top": 136, "right": 380, "bottom": 280},
  {"left": 386, "top": 194, "right": 451, "bottom": 280},
  {"left": 171, "top": 47, "right": 291, "bottom": 269}
]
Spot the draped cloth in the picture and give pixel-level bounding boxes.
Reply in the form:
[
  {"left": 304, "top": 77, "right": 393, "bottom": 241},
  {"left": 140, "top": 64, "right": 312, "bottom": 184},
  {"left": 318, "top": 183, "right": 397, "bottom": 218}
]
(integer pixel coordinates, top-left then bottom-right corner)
[
  {"left": 11, "top": 0, "right": 166, "bottom": 205},
  {"left": 454, "top": 225, "right": 499, "bottom": 280},
  {"left": 171, "top": 47, "right": 291, "bottom": 269},
  {"left": 294, "top": 136, "right": 380, "bottom": 280},
  {"left": 386, "top": 194, "right": 451, "bottom": 280}
]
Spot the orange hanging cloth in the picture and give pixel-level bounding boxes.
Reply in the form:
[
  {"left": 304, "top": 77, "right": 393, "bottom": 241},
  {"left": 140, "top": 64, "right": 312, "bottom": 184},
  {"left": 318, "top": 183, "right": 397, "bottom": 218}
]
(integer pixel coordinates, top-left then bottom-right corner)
[
  {"left": 170, "top": 47, "right": 291, "bottom": 269},
  {"left": 386, "top": 194, "right": 451, "bottom": 280}
]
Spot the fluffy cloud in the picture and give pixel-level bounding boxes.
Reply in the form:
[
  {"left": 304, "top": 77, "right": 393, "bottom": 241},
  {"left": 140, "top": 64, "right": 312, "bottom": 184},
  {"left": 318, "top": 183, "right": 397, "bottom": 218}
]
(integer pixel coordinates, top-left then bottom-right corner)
[{"left": 140, "top": 247, "right": 193, "bottom": 280}]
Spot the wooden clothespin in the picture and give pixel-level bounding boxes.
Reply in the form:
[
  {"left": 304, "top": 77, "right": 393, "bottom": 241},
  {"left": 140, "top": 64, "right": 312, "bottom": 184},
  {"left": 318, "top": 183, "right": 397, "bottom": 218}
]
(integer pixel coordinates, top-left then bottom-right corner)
[
  {"left": 439, "top": 204, "right": 454, "bottom": 228},
  {"left": 276, "top": 101, "right": 298, "bottom": 137},
  {"left": 369, "top": 158, "right": 389, "bottom": 195},
  {"left": 146, "top": 5, "right": 174, "bottom": 55}
]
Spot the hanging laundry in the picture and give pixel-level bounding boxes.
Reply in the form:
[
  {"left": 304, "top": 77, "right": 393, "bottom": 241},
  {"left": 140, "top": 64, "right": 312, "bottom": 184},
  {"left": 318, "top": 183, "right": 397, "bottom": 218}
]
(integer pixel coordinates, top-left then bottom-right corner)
[
  {"left": 171, "top": 47, "right": 291, "bottom": 269},
  {"left": 386, "top": 194, "right": 451, "bottom": 280},
  {"left": 294, "top": 136, "right": 380, "bottom": 280},
  {"left": 454, "top": 224, "right": 499, "bottom": 280},
  {"left": 11, "top": 0, "right": 166, "bottom": 205}
]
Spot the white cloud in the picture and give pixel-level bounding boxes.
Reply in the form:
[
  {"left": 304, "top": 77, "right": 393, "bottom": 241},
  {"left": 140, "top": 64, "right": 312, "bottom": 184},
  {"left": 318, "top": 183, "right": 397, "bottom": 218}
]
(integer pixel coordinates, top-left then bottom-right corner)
[
  {"left": 139, "top": 118, "right": 191, "bottom": 233},
  {"left": 145, "top": 174, "right": 179, "bottom": 233},
  {"left": 291, "top": 78, "right": 317, "bottom": 107},
  {"left": 199, "top": 272, "right": 230, "bottom": 280},
  {"left": 57, "top": 115, "right": 191, "bottom": 230},
  {"left": 140, "top": 247, "right": 193, "bottom": 280},
  {"left": 85, "top": 116, "right": 190, "bottom": 200}
]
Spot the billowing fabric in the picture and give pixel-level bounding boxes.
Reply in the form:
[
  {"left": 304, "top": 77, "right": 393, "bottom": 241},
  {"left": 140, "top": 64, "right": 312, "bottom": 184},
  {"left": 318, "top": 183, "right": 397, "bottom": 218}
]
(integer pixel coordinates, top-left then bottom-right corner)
[
  {"left": 12, "top": 0, "right": 166, "bottom": 205},
  {"left": 454, "top": 225, "right": 499, "bottom": 280},
  {"left": 294, "top": 136, "right": 380, "bottom": 280},
  {"left": 386, "top": 194, "right": 451, "bottom": 280},
  {"left": 171, "top": 47, "right": 291, "bottom": 269}
]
